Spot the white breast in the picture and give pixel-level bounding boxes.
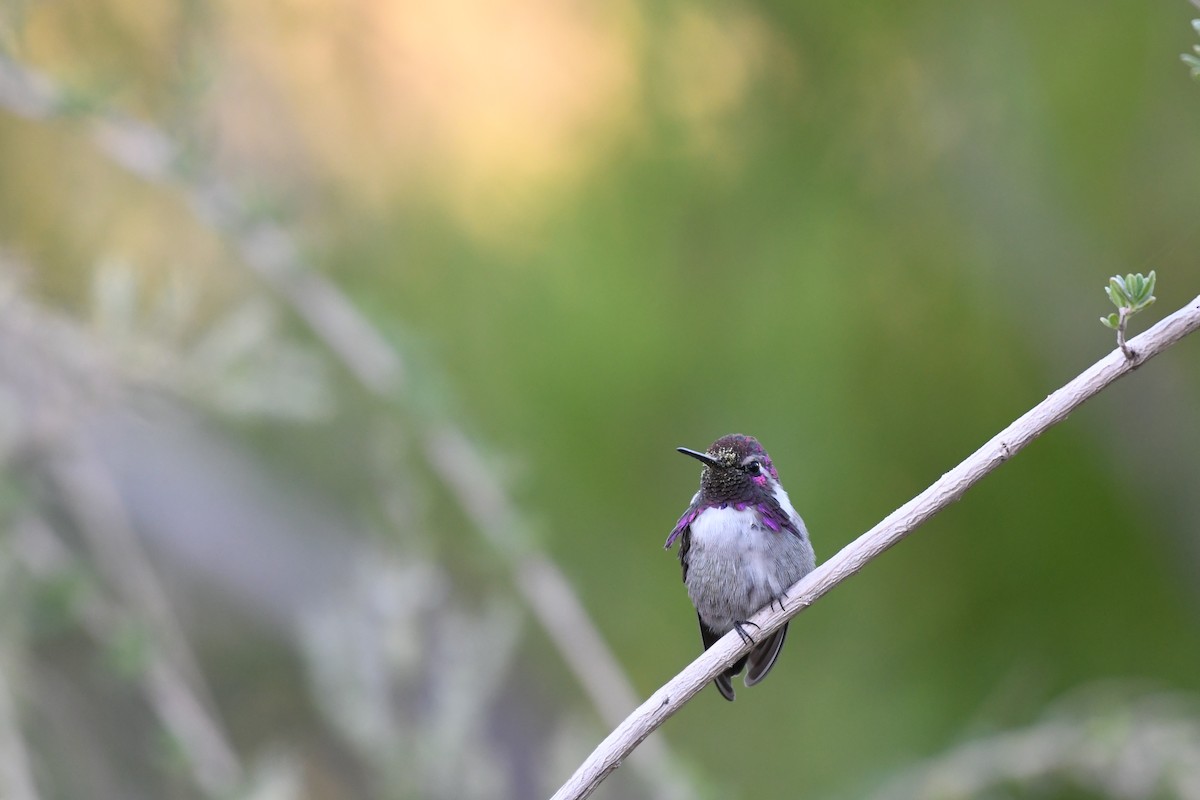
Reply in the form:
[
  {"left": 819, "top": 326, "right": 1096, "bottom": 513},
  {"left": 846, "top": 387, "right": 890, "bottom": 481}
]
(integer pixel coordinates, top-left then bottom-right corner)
[
  {"left": 688, "top": 506, "right": 764, "bottom": 560},
  {"left": 685, "top": 504, "right": 811, "bottom": 633}
]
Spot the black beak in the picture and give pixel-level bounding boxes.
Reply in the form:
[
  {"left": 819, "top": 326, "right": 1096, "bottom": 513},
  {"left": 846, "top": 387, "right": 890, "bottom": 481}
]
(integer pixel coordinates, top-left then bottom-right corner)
[{"left": 677, "top": 447, "right": 722, "bottom": 468}]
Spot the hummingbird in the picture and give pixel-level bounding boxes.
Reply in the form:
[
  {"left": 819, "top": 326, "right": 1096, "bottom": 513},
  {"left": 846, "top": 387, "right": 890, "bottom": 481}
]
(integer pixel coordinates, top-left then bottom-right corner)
[{"left": 664, "top": 434, "right": 815, "bottom": 701}]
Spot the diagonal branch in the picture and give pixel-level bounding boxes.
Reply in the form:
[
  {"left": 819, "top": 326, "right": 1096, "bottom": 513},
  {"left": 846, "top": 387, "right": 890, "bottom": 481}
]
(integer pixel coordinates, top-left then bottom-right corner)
[{"left": 551, "top": 293, "right": 1200, "bottom": 800}]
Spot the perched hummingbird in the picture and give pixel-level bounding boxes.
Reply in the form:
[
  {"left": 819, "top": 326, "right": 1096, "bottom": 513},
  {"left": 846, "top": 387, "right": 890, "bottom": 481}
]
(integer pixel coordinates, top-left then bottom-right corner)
[{"left": 665, "top": 434, "right": 815, "bottom": 701}]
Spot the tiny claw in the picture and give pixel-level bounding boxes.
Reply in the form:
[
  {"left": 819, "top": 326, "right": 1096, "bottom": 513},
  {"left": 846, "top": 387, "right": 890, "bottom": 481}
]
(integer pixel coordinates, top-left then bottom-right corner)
[
  {"left": 771, "top": 587, "right": 790, "bottom": 612},
  {"left": 732, "top": 620, "right": 760, "bottom": 644}
]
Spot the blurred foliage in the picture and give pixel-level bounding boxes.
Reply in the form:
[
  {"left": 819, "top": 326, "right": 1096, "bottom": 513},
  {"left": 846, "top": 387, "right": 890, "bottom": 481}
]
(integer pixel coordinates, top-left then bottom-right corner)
[
  {"left": 1, "top": 1, "right": 1200, "bottom": 799},
  {"left": 1182, "top": 13, "right": 1200, "bottom": 78}
]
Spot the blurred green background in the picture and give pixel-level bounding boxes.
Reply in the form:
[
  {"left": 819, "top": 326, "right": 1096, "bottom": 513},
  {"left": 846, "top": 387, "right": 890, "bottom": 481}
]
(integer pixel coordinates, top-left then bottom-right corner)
[{"left": 1, "top": 1, "right": 1199, "bottom": 798}]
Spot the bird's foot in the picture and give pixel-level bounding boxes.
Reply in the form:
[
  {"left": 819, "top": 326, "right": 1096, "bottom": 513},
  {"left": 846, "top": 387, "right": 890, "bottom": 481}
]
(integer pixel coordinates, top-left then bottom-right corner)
[
  {"left": 732, "top": 620, "right": 760, "bottom": 645},
  {"left": 769, "top": 588, "right": 790, "bottom": 612}
]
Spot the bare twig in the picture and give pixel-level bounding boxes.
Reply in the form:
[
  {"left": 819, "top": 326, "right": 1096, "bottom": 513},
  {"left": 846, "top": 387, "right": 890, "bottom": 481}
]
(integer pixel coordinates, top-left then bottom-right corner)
[
  {"left": 1117, "top": 306, "right": 1132, "bottom": 358},
  {"left": 551, "top": 294, "right": 1200, "bottom": 800}
]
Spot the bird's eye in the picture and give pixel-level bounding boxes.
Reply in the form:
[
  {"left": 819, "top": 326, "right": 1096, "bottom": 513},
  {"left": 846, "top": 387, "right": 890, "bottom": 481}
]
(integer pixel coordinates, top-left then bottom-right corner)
[{"left": 746, "top": 461, "right": 761, "bottom": 473}]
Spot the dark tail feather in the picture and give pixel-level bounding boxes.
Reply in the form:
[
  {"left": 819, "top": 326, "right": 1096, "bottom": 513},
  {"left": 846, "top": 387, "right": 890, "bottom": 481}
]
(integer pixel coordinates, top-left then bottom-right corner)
[
  {"left": 714, "top": 654, "right": 748, "bottom": 701},
  {"left": 744, "top": 622, "right": 788, "bottom": 686},
  {"left": 702, "top": 620, "right": 788, "bottom": 699}
]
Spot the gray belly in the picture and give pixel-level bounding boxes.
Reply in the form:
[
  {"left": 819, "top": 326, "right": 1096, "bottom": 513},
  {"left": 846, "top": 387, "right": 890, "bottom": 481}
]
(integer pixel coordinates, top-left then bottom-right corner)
[{"left": 685, "top": 506, "right": 815, "bottom": 634}]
